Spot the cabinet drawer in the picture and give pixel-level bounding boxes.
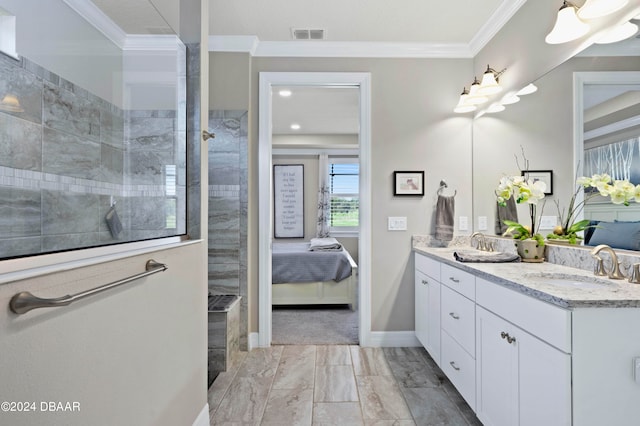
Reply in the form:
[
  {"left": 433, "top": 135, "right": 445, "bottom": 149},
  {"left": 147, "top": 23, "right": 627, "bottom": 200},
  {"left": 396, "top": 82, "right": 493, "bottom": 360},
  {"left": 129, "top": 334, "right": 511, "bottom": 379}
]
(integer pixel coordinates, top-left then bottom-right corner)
[
  {"left": 415, "top": 252, "right": 440, "bottom": 281},
  {"left": 441, "top": 330, "right": 476, "bottom": 411},
  {"left": 441, "top": 285, "right": 475, "bottom": 357},
  {"left": 476, "top": 277, "right": 571, "bottom": 353},
  {"left": 441, "top": 264, "right": 475, "bottom": 300}
]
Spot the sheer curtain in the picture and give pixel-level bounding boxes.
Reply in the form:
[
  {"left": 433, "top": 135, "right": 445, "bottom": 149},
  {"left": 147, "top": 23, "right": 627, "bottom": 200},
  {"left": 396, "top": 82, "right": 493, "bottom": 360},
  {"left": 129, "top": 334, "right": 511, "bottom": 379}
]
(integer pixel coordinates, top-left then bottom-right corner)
[{"left": 316, "top": 154, "right": 330, "bottom": 237}]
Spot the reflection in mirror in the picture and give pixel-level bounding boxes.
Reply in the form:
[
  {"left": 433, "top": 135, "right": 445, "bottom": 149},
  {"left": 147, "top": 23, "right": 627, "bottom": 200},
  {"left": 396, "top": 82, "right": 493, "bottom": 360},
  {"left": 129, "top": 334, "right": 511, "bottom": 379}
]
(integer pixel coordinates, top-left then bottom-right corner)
[
  {"left": 0, "top": 0, "right": 186, "bottom": 259},
  {"left": 472, "top": 33, "right": 639, "bottom": 249}
]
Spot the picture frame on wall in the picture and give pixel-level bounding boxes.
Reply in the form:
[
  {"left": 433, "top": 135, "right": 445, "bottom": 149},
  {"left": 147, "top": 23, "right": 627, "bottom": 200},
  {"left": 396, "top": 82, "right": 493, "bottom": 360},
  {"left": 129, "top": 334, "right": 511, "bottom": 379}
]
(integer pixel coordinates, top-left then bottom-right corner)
[
  {"left": 522, "top": 170, "right": 553, "bottom": 195},
  {"left": 273, "top": 164, "right": 305, "bottom": 238},
  {"left": 393, "top": 171, "right": 425, "bottom": 196}
]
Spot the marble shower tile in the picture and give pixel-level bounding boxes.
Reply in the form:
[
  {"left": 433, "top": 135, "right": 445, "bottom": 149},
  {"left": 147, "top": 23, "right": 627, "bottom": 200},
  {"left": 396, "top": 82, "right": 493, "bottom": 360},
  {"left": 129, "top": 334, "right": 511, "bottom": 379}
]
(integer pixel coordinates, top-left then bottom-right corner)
[
  {"left": 0, "top": 58, "right": 43, "bottom": 124},
  {"left": 128, "top": 197, "right": 166, "bottom": 230},
  {"left": 209, "top": 151, "right": 240, "bottom": 185},
  {"left": 351, "top": 346, "right": 393, "bottom": 377},
  {"left": 100, "top": 144, "right": 124, "bottom": 184},
  {"left": 42, "top": 127, "right": 101, "bottom": 180},
  {"left": 42, "top": 190, "right": 99, "bottom": 235},
  {"left": 356, "top": 375, "right": 413, "bottom": 421},
  {"left": 400, "top": 387, "right": 469, "bottom": 426},
  {"left": 0, "top": 236, "right": 41, "bottom": 258},
  {"left": 208, "top": 246, "right": 240, "bottom": 264},
  {"left": 126, "top": 150, "right": 174, "bottom": 185},
  {"left": 261, "top": 388, "right": 313, "bottom": 426},
  {"left": 127, "top": 116, "right": 175, "bottom": 150},
  {"left": 314, "top": 365, "right": 358, "bottom": 402},
  {"left": 0, "top": 113, "right": 42, "bottom": 170},
  {"left": 42, "top": 233, "right": 101, "bottom": 252},
  {"left": 208, "top": 312, "right": 227, "bottom": 348},
  {"left": 43, "top": 83, "right": 100, "bottom": 142},
  {"left": 23, "top": 57, "right": 59, "bottom": 85},
  {"left": 317, "top": 345, "right": 352, "bottom": 366},
  {"left": 100, "top": 109, "right": 124, "bottom": 149},
  {"left": 313, "top": 402, "right": 364, "bottom": 426},
  {"left": 272, "top": 345, "right": 316, "bottom": 390},
  {"left": 0, "top": 186, "right": 41, "bottom": 238},
  {"left": 207, "top": 263, "right": 239, "bottom": 293}
]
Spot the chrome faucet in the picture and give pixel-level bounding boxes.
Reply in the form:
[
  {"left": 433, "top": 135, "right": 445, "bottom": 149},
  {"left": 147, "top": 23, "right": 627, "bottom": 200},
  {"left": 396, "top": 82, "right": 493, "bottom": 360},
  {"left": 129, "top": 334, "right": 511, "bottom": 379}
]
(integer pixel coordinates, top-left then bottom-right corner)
[
  {"left": 590, "top": 244, "right": 625, "bottom": 280},
  {"left": 470, "top": 232, "right": 493, "bottom": 252}
]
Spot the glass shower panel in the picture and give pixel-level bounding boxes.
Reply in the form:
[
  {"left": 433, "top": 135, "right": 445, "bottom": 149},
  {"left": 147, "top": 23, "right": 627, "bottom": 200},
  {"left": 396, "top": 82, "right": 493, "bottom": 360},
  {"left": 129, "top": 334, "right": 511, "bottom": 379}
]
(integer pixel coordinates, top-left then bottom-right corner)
[{"left": 0, "top": 0, "right": 187, "bottom": 259}]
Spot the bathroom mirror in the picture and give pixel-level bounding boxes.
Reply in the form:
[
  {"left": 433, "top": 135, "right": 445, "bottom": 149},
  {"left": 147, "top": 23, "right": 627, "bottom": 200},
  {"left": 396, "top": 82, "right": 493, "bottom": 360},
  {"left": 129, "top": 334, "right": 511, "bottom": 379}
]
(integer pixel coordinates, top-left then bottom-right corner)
[
  {"left": 472, "top": 33, "right": 640, "bottom": 246},
  {"left": 0, "top": 0, "right": 187, "bottom": 259}
]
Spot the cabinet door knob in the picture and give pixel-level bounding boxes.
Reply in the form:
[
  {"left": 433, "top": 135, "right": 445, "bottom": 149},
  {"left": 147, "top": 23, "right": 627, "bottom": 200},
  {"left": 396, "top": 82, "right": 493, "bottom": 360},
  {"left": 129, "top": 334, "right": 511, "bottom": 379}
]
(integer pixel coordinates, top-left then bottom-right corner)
[
  {"left": 449, "top": 361, "right": 461, "bottom": 371},
  {"left": 421, "top": 279, "right": 429, "bottom": 285},
  {"left": 449, "top": 312, "right": 460, "bottom": 320},
  {"left": 501, "top": 331, "right": 516, "bottom": 344},
  {"left": 500, "top": 331, "right": 508, "bottom": 339},
  {"left": 449, "top": 277, "right": 460, "bottom": 283}
]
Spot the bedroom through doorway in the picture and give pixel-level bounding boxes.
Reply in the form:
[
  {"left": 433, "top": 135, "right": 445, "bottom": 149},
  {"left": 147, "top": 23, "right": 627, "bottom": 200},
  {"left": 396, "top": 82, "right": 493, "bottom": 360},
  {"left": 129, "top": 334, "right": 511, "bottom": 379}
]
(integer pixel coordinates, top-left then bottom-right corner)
[{"left": 270, "top": 84, "right": 361, "bottom": 345}]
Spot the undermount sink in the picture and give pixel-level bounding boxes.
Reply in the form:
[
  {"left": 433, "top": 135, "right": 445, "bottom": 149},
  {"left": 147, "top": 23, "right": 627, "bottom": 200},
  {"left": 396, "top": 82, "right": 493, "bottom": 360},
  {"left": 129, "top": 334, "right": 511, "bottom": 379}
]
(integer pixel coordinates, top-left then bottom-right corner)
[{"left": 523, "top": 272, "right": 612, "bottom": 289}]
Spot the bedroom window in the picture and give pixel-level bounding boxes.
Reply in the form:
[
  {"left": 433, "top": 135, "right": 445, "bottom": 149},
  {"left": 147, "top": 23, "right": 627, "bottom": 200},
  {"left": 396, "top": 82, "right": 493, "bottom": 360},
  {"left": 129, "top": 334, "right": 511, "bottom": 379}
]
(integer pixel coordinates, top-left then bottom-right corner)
[{"left": 329, "top": 159, "right": 359, "bottom": 233}]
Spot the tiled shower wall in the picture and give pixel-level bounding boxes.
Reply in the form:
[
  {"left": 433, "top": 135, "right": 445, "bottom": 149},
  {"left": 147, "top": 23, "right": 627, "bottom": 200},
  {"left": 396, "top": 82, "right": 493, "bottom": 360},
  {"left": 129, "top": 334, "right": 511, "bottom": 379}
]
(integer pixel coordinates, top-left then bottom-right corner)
[
  {"left": 208, "top": 110, "right": 248, "bottom": 350},
  {"left": 0, "top": 53, "right": 185, "bottom": 258}
]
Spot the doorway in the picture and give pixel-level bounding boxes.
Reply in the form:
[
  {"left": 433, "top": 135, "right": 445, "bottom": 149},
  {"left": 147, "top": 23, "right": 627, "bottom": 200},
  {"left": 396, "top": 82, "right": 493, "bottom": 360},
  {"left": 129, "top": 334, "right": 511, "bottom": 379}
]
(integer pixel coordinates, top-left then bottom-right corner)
[{"left": 258, "top": 72, "right": 372, "bottom": 347}]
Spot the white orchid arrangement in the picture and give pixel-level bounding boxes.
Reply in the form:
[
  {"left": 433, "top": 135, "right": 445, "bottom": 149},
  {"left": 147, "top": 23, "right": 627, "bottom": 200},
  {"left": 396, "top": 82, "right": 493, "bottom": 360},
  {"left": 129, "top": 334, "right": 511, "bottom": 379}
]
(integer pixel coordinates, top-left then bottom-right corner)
[
  {"left": 577, "top": 173, "right": 640, "bottom": 205},
  {"left": 496, "top": 175, "right": 547, "bottom": 244}
]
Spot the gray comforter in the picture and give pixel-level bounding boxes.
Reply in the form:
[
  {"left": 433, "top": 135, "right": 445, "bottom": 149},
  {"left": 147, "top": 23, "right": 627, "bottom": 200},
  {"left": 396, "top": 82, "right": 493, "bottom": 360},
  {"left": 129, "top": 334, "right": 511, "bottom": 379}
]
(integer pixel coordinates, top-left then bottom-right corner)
[{"left": 272, "top": 242, "right": 353, "bottom": 284}]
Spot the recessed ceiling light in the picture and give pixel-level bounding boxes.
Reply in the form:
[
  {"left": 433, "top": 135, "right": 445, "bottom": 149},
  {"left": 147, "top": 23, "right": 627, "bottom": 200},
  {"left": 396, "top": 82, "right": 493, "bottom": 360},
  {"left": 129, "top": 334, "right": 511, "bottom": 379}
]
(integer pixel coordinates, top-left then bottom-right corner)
[
  {"left": 290, "top": 123, "right": 301, "bottom": 130},
  {"left": 279, "top": 89, "right": 292, "bottom": 97}
]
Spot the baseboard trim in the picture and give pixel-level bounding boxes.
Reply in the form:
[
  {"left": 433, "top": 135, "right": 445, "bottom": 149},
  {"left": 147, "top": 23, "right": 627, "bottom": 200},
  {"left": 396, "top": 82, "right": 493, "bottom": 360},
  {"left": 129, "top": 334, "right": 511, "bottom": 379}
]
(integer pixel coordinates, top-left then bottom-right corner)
[
  {"left": 192, "top": 403, "right": 209, "bottom": 426},
  {"left": 248, "top": 332, "right": 260, "bottom": 350},
  {"left": 364, "top": 331, "right": 421, "bottom": 347}
]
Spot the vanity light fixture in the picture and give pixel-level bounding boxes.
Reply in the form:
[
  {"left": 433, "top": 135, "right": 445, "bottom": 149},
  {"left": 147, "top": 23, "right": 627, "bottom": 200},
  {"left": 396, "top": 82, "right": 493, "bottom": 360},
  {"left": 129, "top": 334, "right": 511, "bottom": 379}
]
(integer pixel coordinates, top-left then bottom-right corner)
[
  {"left": 501, "top": 92, "right": 521, "bottom": 105},
  {"left": 453, "top": 87, "right": 477, "bottom": 113},
  {"left": 486, "top": 103, "right": 506, "bottom": 113},
  {"left": 517, "top": 83, "right": 538, "bottom": 96},
  {"left": 478, "top": 65, "right": 507, "bottom": 96},
  {"left": 466, "top": 76, "right": 489, "bottom": 105},
  {"left": 0, "top": 94, "right": 23, "bottom": 112},
  {"left": 290, "top": 123, "right": 301, "bottom": 130},
  {"left": 594, "top": 21, "right": 639, "bottom": 44},
  {"left": 278, "top": 89, "right": 292, "bottom": 97},
  {"left": 577, "top": 0, "right": 628, "bottom": 20},
  {"left": 545, "top": 1, "right": 590, "bottom": 44}
]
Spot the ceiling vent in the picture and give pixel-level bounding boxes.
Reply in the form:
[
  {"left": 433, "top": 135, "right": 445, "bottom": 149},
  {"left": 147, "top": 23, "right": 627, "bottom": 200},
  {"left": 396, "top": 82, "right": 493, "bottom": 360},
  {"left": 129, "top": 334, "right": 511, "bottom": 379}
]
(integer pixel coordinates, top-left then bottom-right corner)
[{"left": 291, "top": 28, "right": 326, "bottom": 40}]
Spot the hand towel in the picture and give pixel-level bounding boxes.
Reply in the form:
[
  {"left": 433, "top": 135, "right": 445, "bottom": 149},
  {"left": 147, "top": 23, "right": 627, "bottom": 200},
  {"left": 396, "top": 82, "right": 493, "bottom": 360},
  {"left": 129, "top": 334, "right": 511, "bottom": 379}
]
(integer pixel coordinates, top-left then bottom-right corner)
[
  {"left": 105, "top": 205, "right": 123, "bottom": 238},
  {"left": 309, "top": 237, "right": 343, "bottom": 251},
  {"left": 453, "top": 251, "right": 520, "bottom": 263},
  {"left": 434, "top": 195, "right": 455, "bottom": 242},
  {"left": 495, "top": 197, "right": 518, "bottom": 235}
]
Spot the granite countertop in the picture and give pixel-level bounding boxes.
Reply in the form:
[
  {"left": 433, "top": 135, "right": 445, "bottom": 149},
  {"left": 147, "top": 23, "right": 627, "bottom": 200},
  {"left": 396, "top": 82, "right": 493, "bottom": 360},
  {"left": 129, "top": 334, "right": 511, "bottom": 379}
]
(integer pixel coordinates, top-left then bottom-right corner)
[{"left": 414, "top": 246, "right": 640, "bottom": 309}]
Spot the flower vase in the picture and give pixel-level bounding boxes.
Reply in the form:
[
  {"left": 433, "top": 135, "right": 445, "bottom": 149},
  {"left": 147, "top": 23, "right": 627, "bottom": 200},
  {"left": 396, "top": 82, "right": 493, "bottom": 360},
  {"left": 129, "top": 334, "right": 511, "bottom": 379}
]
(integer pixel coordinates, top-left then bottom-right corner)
[{"left": 515, "top": 239, "right": 545, "bottom": 262}]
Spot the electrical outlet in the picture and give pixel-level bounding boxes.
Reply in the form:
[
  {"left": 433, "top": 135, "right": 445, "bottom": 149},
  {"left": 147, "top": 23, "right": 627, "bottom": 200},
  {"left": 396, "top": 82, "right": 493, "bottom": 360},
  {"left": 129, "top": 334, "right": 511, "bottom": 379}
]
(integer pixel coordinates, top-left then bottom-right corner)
[
  {"left": 388, "top": 217, "right": 407, "bottom": 231},
  {"left": 459, "top": 216, "right": 468, "bottom": 231},
  {"left": 478, "top": 216, "right": 488, "bottom": 231}
]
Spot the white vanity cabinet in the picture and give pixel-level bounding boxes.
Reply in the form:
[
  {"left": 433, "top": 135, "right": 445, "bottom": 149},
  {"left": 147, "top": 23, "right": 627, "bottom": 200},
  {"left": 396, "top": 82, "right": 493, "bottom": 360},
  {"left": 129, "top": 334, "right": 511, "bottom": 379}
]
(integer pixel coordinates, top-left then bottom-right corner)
[{"left": 414, "top": 253, "right": 441, "bottom": 366}]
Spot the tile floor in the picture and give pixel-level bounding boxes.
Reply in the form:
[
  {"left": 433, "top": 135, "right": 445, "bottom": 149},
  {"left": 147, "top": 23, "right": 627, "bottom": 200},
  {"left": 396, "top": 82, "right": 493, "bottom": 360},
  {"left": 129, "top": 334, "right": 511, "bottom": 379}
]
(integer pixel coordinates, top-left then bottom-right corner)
[{"left": 208, "top": 345, "right": 482, "bottom": 425}]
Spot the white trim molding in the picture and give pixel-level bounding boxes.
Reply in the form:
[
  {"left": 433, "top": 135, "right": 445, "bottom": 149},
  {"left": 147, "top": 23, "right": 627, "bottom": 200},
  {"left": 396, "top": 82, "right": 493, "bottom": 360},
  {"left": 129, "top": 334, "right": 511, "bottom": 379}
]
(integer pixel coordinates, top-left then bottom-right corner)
[
  {"left": 365, "top": 331, "right": 421, "bottom": 348},
  {"left": 208, "top": 0, "right": 527, "bottom": 58},
  {"left": 258, "top": 72, "right": 372, "bottom": 348},
  {"left": 192, "top": 404, "right": 210, "bottom": 426}
]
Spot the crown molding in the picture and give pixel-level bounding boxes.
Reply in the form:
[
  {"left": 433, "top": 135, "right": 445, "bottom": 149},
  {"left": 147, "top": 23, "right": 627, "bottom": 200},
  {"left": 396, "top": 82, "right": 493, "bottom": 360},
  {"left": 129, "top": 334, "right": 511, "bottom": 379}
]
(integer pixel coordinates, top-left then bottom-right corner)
[
  {"left": 208, "top": 0, "right": 527, "bottom": 58},
  {"left": 468, "top": 0, "right": 528, "bottom": 56},
  {"left": 123, "top": 35, "right": 182, "bottom": 51},
  {"left": 62, "top": 0, "right": 127, "bottom": 48}
]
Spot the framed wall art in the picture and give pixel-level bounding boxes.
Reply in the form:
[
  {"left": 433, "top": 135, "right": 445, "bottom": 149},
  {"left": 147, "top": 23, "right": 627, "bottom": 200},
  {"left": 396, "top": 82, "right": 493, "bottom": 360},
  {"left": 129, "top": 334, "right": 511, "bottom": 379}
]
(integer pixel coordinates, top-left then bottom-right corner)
[
  {"left": 273, "top": 164, "right": 305, "bottom": 238},
  {"left": 394, "top": 171, "right": 424, "bottom": 196},
  {"left": 522, "top": 170, "right": 553, "bottom": 195}
]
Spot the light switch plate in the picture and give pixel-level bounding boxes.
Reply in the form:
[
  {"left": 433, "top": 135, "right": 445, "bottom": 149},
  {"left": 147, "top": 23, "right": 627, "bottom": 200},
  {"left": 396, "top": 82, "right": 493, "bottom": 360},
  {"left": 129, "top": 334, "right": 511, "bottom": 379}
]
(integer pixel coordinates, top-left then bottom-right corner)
[
  {"left": 459, "top": 216, "right": 468, "bottom": 231},
  {"left": 388, "top": 216, "right": 407, "bottom": 231},
  {"left": 478, "top": 216, "right": 488, "bottom": 231},
  {"left": 539, "top": 215, "right": 558, "bottom": 230}
]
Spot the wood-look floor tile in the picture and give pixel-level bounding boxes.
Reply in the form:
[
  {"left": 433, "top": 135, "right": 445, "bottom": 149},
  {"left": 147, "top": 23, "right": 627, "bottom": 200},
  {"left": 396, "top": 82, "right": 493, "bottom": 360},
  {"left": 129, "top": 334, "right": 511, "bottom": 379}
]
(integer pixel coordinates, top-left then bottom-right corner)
[
  {"left": 350, "top": 346, "right": 393, "bottom": 377},
  {"left": 236, "top": 345, "right": 283, "bottom": 379},
  {"left": 210, "top": 376, "right": 271, "bottom": 424},
  {"left": 363, "top": 420, "right": 416, "bottom": 425},
  {"left": 272, "top": 345, "right": 316, "bottom": 390},
  {"left": 261, "top": 388, "right": 313, "bottom": 425},
  {"left": 400, "top": 387, "right": 469, "bottom": 426},
  {"left": 356, "top": 375, "right": 413, "bottom": 421},
  {"left": 208, "top": 351, "right": 247, "bottom": 417},
  {"left": 313, "top": 402, "right": 364, "bottom": 425},
  {"left": 382, "top": 347, "right": 428, "bottom": 363},
  {"left": 317, "top": 345, "right": 352, "bottom": 365},
  {"left": 386, "top": 359, "right": 443, "bottom": 388},
  {"left": 315, "top": 365, "right": 359, "bottom": 402}
]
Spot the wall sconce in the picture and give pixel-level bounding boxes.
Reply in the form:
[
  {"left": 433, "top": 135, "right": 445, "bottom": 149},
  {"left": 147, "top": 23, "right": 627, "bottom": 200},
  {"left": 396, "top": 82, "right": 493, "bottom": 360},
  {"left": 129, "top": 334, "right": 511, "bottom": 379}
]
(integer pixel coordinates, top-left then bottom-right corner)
[
  {"left": 0, "top": 94, "right": 23, "bottom": 112},
  {"left": 453, "top": 87, "right": 477, "bottom": 113},
  {"left": 517, "top": 83, "right": 538, "bottom": 96},
  {"left": 477, "top": 65, "right": 506, "bottom": 96},
  {"left": 545, "top": 1, "right": 590, "bottom": 44},
  {"left": 466, "top": 76, "right": 489, "bottom": 105},
  {"left": 501, "top": 92, "right": 521, "bottom": 105},
  {"left": 486, "top": 103, "right": 506, "bottom": 113},
  {"left": 577, "top": 0, "right": 628, "bottom": 20}
]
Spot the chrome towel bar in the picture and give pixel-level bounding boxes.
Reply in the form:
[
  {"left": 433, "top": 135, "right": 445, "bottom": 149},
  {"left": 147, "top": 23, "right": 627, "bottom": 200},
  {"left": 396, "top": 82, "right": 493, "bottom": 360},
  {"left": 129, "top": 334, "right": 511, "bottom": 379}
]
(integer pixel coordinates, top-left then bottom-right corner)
[{"left": 9, "top": 259, "right": 168, "bottom": 315}]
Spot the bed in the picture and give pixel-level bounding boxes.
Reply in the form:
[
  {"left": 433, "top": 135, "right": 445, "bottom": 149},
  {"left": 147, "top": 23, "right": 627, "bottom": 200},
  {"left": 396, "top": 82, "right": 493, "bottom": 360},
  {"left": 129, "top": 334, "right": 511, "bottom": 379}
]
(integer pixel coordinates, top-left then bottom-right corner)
[{"left": 272, "top": 241, "right": 358, "bottom": 310}]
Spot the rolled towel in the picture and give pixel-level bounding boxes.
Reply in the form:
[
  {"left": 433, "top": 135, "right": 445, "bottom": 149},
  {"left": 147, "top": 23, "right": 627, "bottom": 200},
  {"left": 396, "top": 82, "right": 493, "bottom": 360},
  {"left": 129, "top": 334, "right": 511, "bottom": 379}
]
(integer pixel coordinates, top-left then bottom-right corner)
[
  {"left": 434, "top": 195, "right": 455, "bottom": 242},
  {"left": 309, "top": 237, "right": 343, "bottom": 251},
  {"left": 453, "top": 251, "right": 520, "bottom": 263}
]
